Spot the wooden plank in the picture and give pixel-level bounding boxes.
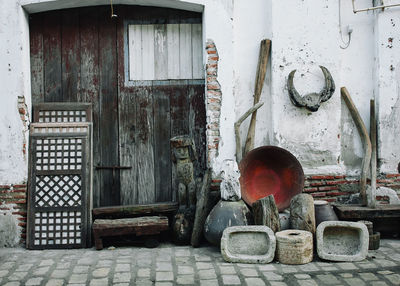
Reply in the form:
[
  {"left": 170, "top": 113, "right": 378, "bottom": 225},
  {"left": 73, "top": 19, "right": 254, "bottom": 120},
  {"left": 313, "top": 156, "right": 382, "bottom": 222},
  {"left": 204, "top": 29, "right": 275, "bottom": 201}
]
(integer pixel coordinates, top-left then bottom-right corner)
[
  {"left": 98, "top": 12, "right": 120, "bottom": 206},
  {"left": 153, "top": 88, "right": 172, "bottom": 202},
  {"left": 43, "top": 11, "right": 62, "bottom": 102},
  {"left": 61, "top": 9, "right": 80, "bottom": 102},
  {"left": 334, "top": 204, "right": 400, "bottom": 219},
  {"left": 128, "top": 24, "right": 142, "bottom": 80},
  {"left": 179, "top": 23, "right": 192, "bottom": 79},
  {"left": 167, "top": 24, "right": 180, "bottom": 79},
  {"left": 92, "top": 202, "right": 179, "bottom": 219},
  {"left": 154, "top": 24, "right": 168, "bottom": 80},
  {"left": 29, "top": 14, "right": 44, "bottom": 105},
  {"left": 191, "top": 23, "right": 203, "bottom": 79},
  {"left": 118, "top": 91, "right": 137, "bottom": 205},
  {"left": 79, "top": 8, "right": 100, "bottom": 207},
  {"left": 170, "top": 86, "right": 189, "bottom": 137},
  {"left": 188, "top": 84, "right": 207, "bottom": 173},
  {"left": 136, "top": 87, "right": 155, "bottom": 204},
  {"left": 141, "top": 24, "right": 155, "bottom": 80}
]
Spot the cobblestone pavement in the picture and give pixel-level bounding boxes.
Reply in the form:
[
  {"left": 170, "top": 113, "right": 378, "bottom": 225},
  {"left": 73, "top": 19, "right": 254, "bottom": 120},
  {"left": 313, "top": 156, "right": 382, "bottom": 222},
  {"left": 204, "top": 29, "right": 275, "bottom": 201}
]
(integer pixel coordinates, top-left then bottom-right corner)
[{"left": 0, "top": 239, "right": 399, "bottom": 286}]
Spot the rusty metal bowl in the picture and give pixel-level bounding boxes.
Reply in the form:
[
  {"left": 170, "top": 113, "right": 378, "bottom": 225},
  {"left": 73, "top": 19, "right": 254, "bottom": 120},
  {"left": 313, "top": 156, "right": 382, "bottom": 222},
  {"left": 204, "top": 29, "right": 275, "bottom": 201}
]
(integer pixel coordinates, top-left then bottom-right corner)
[{"left": 239, "top": 146, "right": 304, "bottom": 211}]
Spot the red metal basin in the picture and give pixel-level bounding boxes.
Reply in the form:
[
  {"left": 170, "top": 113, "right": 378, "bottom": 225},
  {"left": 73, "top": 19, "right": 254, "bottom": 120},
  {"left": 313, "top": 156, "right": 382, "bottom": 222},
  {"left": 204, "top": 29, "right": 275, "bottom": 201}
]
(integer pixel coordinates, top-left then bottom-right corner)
[{"left": 239, "top": 146, "right": 304, "bottom": 211}]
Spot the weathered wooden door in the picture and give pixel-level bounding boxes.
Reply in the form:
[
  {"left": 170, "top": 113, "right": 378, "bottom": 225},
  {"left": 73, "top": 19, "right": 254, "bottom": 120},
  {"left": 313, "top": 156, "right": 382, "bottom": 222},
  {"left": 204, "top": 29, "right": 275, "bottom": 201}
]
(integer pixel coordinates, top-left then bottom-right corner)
[{"left": 30, "top": 6, "right": 206, "bottom": 207}]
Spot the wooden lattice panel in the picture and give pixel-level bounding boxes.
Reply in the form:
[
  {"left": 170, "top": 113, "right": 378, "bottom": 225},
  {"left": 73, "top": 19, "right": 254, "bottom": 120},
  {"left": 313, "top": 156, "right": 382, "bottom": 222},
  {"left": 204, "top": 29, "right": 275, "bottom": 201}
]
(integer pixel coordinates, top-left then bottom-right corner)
[
  {"left": 27, "top": 122, "right": 92, "bottom": 249},
  {"left": 33, "top": 103, "right": 92, "bottom": 123}
]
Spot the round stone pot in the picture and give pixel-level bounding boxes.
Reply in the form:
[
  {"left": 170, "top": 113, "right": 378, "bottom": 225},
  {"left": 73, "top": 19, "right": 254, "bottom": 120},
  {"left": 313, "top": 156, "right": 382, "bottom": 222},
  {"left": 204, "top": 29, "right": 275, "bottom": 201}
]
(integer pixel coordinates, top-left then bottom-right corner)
[
  {"left": 314, "top": 200, "right": 338, "bottom": 227},
  {"left": 204, "top": 200, "right": 253, "bottom": 246}
]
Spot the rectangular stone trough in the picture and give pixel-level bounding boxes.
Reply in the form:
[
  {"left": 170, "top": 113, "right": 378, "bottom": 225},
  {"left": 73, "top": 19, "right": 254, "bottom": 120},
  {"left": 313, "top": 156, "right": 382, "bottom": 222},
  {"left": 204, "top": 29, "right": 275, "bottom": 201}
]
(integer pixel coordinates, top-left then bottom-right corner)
[
  {"left": 221, "top": 226, "right": 276, "bottom": 264},
  {"left": 316, "top": 221, "right": 369, "bottom": 262}
]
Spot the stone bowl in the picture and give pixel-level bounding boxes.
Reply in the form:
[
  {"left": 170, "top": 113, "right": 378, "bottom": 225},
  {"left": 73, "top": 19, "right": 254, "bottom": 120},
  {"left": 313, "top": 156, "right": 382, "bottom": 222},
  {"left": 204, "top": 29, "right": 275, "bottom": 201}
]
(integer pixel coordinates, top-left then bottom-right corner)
[
  {"left": 316, "top": 221, "right": 369, "bottom": 262},
  {"left": 239, "top": 146, "right": 304, "bottom": 211},
  {"left": 221, "top": 226, "right": 276, "bottom": 264}
]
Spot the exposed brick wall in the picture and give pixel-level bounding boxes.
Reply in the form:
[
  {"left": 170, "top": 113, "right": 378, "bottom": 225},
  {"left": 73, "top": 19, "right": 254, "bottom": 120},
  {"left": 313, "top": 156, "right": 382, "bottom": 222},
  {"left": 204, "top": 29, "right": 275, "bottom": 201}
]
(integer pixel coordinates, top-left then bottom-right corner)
[
  {"left": 0, "top": 184, "right": 27, "bottom": 244},
  {"left": 205, "top": 40, "right": 221, "bottom": 166}
]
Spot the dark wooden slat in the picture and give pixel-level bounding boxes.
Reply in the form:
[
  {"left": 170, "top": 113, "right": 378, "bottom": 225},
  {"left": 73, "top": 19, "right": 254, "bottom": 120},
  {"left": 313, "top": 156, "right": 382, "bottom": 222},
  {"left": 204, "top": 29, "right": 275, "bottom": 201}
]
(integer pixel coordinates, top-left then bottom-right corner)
[
  {"left": 334, "top": 204, "right": 400, "bottom": 219},
  {"left": 153, "top": 89, "right": 172, "bottom": 202},
  {"left": 79, "top": 8, "right": 100, "bottom": 207},
  {"left": 98, "top": 12, "right": 119, "bottom": 206},
  {"left": 61, "top": 9, "right": 80, "bottom": 102},
  {"left": 29, "top": 14, "right": 44, "bottom": 105},
  {"left": 188, "top": 84, "right": 207, "bottom": 175},
  {"left": 92, "top": 202, "right": 179, "bottom": 219},
  {"left": 118, "top": 91, "right": 138, "bottom": 205},
  {"left": 136, "top": 87, "right": 155, "bottom": 204},
  {"left": 43, "top": 11, "right": 62, "bottom": 102}
]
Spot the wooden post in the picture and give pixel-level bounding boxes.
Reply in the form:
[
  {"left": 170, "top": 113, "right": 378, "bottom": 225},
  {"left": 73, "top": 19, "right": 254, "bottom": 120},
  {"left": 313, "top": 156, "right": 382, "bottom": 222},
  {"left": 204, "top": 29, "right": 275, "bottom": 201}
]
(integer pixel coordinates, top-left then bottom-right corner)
[
  {"left": 234, "top": 102, "right": 264, "bottom": 163},
  {"left": 369, "top": 99, "right": 377, "bottom": 208},
  {"left": 252, "top": 195, "right": 280, "bottom": 233},
  {"left": 341, "top": 87, "right": 371, "bottom": 206},
  {"left": 244, "top": 39, "right": 271, "bottom": 156}
]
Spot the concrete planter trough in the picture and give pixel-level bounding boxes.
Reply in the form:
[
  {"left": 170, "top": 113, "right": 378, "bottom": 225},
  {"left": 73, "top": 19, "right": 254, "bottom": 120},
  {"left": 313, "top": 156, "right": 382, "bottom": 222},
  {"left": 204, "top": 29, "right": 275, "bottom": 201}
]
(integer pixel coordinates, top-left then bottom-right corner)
[
  {"left": 316, "top": 221, "right": 369, "bottom": 262},
  {"left": 221, "top": 226, "right": 276, "bottom": 264}
]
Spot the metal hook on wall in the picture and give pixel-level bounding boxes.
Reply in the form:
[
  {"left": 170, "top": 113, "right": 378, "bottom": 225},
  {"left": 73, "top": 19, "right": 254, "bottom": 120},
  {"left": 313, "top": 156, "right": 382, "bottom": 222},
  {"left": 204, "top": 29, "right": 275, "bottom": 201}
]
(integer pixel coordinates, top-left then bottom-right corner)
[{"left": 110, "top": 0, "right": 118, "bottom": 18}]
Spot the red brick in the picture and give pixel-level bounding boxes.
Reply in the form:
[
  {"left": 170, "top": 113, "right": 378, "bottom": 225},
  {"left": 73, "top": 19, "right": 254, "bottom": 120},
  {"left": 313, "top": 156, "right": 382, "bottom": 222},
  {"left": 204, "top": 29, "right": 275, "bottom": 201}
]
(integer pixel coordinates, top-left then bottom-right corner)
[
  {"left": 318, "top": 186, "right": 339, "bottom": 191},
  {"left": 377, "top": 179, "right": 394, "bottom": 184},
  {"left": 18, "top": 222, "right": 26, "bottom": 227},
  {"left": 12, "top": 211, "right": 27, "bottom": 216},
  {"left": 17, "top": 217, "right": 27, "bottom": 222},
  {"left": 335, "top": 175, "right": 346, "bottom": 179},
  {"left": 310, "top": 182, "right": 326, "bottom": 187},
  {"left": 7, "top": 200, "right": 26, "bottom": 205},
  {"left": 310, "top": 175, "right": 335, "bottom": 180},
  {"left": 12, "top": 195, "right": 26, "bottom": 200},
  {"left": 0, "top": 185, "right": 11, "bottom": 190},
  {"left": 207, "top": 50, "right": 217, "bottom": 54},
  {"left": 324, "top": 198, "right": 337, "bottom": 202},
  {"left": 311, "top": 192, "right": 326, "bottom": 197},
  {"left": 386, "top": 174, "right": 400, "bottom": 178},
  {"left": 209, "top": 56, "right": 219, "bottom": 61},
  {"left": 303, "top": 187, "right": 318, "bottom": 192},
  {"left": 12, "top": 184, "right": 27, "bottom": 189},
  {"left": 326, "top": 191, "right": 350, "bottom": 196},
  {"left": 326, "top": 180, "right": 350, "bottom": 185},
  {"left": 0, "top": 207, "right": 10, "bottom": 211}
]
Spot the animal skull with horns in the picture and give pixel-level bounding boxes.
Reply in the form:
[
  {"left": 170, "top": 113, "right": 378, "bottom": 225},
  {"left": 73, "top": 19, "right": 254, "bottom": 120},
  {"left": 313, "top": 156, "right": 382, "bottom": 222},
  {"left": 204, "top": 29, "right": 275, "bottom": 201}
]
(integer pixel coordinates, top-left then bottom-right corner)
[{"left": 287, "top": 66, "right": 335, "bottom": 112}]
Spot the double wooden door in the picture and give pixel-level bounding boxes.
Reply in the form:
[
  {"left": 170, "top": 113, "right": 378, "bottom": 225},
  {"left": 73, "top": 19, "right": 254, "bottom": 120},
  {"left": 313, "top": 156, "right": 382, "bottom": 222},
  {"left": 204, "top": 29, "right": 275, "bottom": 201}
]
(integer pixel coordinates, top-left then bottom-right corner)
[{"left": 29, "top": 6, "right": 206, "bottom": 207}]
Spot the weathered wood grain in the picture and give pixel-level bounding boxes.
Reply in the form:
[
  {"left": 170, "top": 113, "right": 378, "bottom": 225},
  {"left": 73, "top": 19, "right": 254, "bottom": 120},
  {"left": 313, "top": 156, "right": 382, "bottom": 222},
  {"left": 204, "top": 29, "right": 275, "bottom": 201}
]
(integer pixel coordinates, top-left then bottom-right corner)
[
  {"left": 154, "top": 24, "right": 168, "bottom": 80},
  {"left": 29, "top": 15, "right": 44, "bottom": 104},
  {"left": 191, "top": 23, "right": 203, "bottom": 79},
  {"left": 92, "top": 202, "right": 179, "bottom": 219},
  {"left": 43, "top": 11, "right": 62, "bottom": 102},
  {"left": 167, "top": 24, "right": 180, "bottom": 79},
  {"left": 142, "top": 24, "right": 155, "bottom": 80},
  {"left": 98, "top": 12, "right": 119, "bottom": 206},
  {"left": 179, "top": 23, "right": 192, "bottom": 79},
  {"left": 252, "top": 195, "right": 281, "bottom": 233},
  {"left": 61, "top": 9, "right": 80, "bottom": 102}
]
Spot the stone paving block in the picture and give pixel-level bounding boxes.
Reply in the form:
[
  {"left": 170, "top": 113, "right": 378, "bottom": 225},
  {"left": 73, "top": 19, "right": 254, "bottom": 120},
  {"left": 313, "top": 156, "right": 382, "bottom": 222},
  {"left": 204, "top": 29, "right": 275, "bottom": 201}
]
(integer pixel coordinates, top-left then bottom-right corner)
[
  {"left": 155, "top": 283, "right": 173, "bottom": 286},
  {"left": 245, "top": 277, "right": 266, "bottom": 286},
  {"left": 8, "top": 271, "right": 27, "bottom": 281},
  {"left": 281, "top": 265, "right": 299, "bottom": 273},
  {"left": 176, "top": 274, "right": 194, "bottom": 284},
  {"left": 269, "top": 282, "right": 288, "bottom": 286},
  {"left": 177, "top": 266, "right": 194, "bottom": 275},
  {"left": 194, "top": 254, "right": 212, "bottom": 262},
  {"left": 316, "top": 274, "right": 341, "bottom": 284},
  {"left": 16, "top": 264, "right": 34, "bottom": 271},
  {"left": 370, "top": 282, "right": 389, "bottom": 286},
  {"left": 3, "top": 282, "right": 21, "bottom": 286},
  {"left": 92, "top": 268, "right": 110, "bottom": 278},
  {"left": 0, "top": 262, "right": 15, "bottom": 270},
  {"left": 219, "top": 266, "right": 236, "bottom": 274},
  {"left": 199, "top": 279, "right": 219, "bottom": 286},
  {"left": 175, "top": 257, "right": 191, "bottom": 264},
  {"left": 115, "top": 264, "right": 130, "bottom": 272},
  {"left": 135, "top": 279, "right": 153, "bottom": 286},
  {"left": 198, "top": 269, "right": 217, "bottom": 279},
  {"left": 258, "top": 264, "right": 276, "bottom": 271},
  {"left": 156, "top": 262, "right": 173, "bottom": 271},
  {"left": 240, "top": 268, "right": 259, "bottom": 277},
  {"left": 137, "top": 268, "right": 151, "bottom": 278},
  {"left": 113, "top": 272, "right": 131, "bottom": 283},
  {"left": 33, "top": 266, "right": 50, "bottom": 276},
  {"left": 196, "top": 262, "right": 213, "bottom": 270},
  {"left": 89, "top": 278, "right": 109, "bottom": 286},
  {"left": 359, "top": 272, "right": 379, "bottom": 281},
  {"left": 155, "top": 272, "right": 174, "bottom": 281},
  {"left": 337, "top": 262, "right": 358, "bottom": 270},
  {"left": 96, "top": 260, "right": 113, "bottom": 267},
  {"left": 295, "top": 274, "right": 311, "bottom": 279},
  {"left": 73, "top": 266, "right": 90, "bottom": 274},
  {"left": 39, "top": 259, "right": 55, "bottom": 267},
  {"left": 374, "top": 259, "right": 397, "bottom": 267},
  {"left": 175, "top": 249, "right": 191, "bottom": 257},
  {"left": 386, "top": 274, "right": 400, "bottom": 285},
  {"left": 45, "top": 279, "right": 64, "bottom": 286},
  {"left": 0, "top": 270, "right": 9, "bottom": 278},
  {"left": 26, "top": 277, "right": 44, "bottom": 285},
  {"left": 340, "top": 273, "right": 353, "bottom": 278},
  {"left": 222, "top": 274, "right": 241, "bottom": 285},
  {"left": 137, "top": 259, "right": 152, "bottom": 266},
  {"left": 297, "top": 280, "right": 318, "bottom": 286},
  {"left": 263, "top": 272, "right": 284, "bottom": 281},
  {"left": 113, "top": 283, "right": 129, "bottom": 286},
  {"left": 344, "top": 278, "right": 366, "bottom": 286},
  {"left": 69, "top": 274, "right": 88, "bottom": 284}
]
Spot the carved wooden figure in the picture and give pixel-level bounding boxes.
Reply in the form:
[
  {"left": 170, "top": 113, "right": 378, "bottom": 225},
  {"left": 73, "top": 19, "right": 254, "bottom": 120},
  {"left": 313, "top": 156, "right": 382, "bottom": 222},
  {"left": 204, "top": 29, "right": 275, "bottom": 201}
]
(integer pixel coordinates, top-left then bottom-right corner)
[{"left": 171, "top": 135, "right": 198, "bottom": 244}]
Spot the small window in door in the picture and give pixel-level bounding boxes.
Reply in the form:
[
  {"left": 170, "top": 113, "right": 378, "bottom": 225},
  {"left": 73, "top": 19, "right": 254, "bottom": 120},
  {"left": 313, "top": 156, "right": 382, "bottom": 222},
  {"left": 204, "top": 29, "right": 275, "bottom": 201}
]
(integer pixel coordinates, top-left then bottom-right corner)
[{"left": 128, "top": 23, "right": 204, "bottom": 81}]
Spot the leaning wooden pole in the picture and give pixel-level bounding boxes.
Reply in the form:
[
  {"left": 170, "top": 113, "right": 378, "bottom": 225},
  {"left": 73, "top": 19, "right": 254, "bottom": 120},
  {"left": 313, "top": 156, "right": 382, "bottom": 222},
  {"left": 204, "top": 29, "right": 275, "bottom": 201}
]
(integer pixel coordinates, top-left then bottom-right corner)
[
  {"left": 369, "top": 99, "right": 377, "bottom": 208},
  {"left": 244, "top": 39, "right": 271, "bottom": 156},
  {"left": 341, "top": 87, "right": 371, "bottom": 206}
]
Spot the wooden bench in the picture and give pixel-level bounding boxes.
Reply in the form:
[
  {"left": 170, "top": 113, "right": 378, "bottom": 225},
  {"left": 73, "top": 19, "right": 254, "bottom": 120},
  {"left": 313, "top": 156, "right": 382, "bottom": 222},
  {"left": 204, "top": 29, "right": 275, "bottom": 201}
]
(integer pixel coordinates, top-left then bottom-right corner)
[{"left": 92, "top": 216, "right": 169, "bottom": 250}]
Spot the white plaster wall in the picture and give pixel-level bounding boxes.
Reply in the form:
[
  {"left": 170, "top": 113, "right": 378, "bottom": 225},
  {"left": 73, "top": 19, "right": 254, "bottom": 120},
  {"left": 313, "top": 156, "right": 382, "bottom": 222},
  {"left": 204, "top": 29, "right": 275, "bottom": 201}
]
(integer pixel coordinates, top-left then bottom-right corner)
[
  {"left": 375, "top": 0, "right": 400, "bottom": 174},
  {"left": 269, "top": 0, "right": 342, "bottom": 174},
  {"left": 0, "top": 1, "right": 31, "bottom": 185}
]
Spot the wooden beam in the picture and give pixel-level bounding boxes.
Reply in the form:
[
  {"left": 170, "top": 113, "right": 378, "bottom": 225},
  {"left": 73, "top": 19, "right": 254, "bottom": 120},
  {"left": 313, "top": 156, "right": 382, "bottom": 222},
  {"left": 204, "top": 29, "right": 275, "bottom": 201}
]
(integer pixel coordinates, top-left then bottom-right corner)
[
  {"left": 341, "top": 87, "right": 371, "bottom": 206},
  {"left": 370, "top": 99, "right": 377, "bottom": 208},
  {"left": 244, "top": 39, "right": 271, "bottom": 155}
]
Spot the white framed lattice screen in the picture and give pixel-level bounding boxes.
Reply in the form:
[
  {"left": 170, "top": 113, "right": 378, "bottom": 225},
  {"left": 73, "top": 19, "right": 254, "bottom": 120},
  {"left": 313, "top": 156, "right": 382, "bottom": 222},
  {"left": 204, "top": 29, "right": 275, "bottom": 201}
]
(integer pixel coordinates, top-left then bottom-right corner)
[{"left": 27, "top": 122, "right": 93, "bottom": 249}]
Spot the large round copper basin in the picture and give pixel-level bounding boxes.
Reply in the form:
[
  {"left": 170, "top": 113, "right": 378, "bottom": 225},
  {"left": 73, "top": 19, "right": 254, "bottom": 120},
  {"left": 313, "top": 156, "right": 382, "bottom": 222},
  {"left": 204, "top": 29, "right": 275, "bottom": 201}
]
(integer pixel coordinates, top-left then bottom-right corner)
[{"left": 239, "top": 146, "right": 304, "bottom": 211}]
